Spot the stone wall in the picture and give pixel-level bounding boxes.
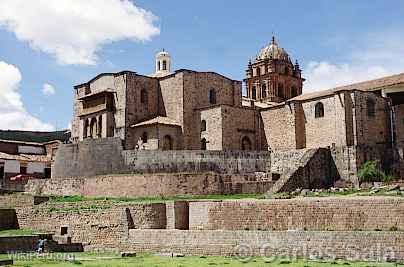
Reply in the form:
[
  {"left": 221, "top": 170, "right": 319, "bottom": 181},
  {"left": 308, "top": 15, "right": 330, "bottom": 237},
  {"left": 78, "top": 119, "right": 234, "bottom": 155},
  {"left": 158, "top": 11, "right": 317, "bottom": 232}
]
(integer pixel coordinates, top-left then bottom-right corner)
[
  {"left": 128, "top": 230, "right": 404, "bottom": 261},
  {"left": 53, "top": 138, "right": 271, "bottom": 179},
  {"left": 270, "top": 148, "right": 335, "bottom": 192},
  {"left": 15, "top": 202, "right": 166, "bottom": 251},
  {"left": 25, "top": 173, "right": 272, "bottom": 198},
  {"left": 0, "top": 236, "right": 38, "bottom": 253},
  {"left": 188, "top": 198, "right": 404, "bottom": 231},
  {"left": 123, "top": 150, "right": 271, "bottom": 174},
  {"left": 0, "top": 209, "right": 18, "bottom": 229}
]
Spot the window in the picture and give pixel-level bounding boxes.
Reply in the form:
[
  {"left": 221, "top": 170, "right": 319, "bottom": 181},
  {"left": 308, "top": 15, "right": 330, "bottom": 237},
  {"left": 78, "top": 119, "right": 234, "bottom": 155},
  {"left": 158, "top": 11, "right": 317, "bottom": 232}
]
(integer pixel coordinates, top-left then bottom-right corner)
[
  {"left": 201, "top": 120, "right": 207, "bottom": 132},
  {"left": 158, "top": 61, "right": 161, "bottom": 71},
  {"left": 209, "top": 89, "right": 217, "bottom": 104},
  {"left": 367, "top": 99, "right": 375, "bottom": 117},
  {"left": 44, "top": 168, "right": 51, "bottom": 179},
  {"left": 291, "top": 86, "right": 298, "bottom": 97},
  {"left": 83, "top": 120, "right": 89, "bottom": 139},
  {"left": 201, "top": 138, "right": 207, "bottom": 150},
  {"left": 141, "top": 89, "right": 148, "bottom": 104},
  {"left": 141, "top": 132, "right": 148, "bottom": 143},
  {"left": 20, "top": 166, "right": 27, "bottom": 175},
  {"left": 315, "top": 102, "right": 324, "bottom": 118},
  {"left": 162, "top": 60, "right": 167, "bottom": 70},
  {"left": 0, "top": 165, "right": 4, "bottom": 180},
  {"left": 241, "top": 136, "right": 252, "bottom": 150},
  {"left": 162, "top": 135, "right": 173, "bottom": 150},
  {"left": 278, "top": 83, "right": 284, "bottom": 98},
  {"left": 251, "top": 86, "right": 257, "bottom": 100},
  {"left": 256, "top": 67, "right": 261, "bottom": 76},
  {"left": 261, "top": 84, "right": 267, "bottom": 99},
  {"left": 61, "top": 226, "right": 68, "bottom": 236}
]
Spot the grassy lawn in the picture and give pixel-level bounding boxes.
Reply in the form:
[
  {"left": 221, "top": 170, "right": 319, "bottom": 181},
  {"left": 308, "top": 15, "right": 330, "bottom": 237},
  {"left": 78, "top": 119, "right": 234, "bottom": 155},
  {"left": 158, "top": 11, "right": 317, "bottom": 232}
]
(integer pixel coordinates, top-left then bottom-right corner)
[
  {"left": 0, "top": 228, "right": 36, "bottom": 236},
  {"left": 46, "top": 187, "right": 403, "bottom": 205},
  {"left": 0, "top": 253, "right": 401, "bottom": 267},
  {"left": 48, "top": 193, "right": 264, "bottom": 204}
]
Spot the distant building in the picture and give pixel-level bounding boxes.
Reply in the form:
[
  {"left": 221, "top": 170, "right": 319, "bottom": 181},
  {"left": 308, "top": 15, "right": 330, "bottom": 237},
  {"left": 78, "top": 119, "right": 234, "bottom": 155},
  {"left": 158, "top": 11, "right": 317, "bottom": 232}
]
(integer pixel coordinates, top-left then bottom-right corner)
[{"left": 0, "top": 130, "right": 70, "bottom": 189}]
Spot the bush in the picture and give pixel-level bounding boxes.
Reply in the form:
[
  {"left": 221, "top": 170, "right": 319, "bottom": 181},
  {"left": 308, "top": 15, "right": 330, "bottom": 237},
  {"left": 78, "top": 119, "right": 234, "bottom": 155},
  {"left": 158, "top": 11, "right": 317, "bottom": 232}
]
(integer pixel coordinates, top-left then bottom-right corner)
[{"left": 357, "top": 161, "right": 394, "bottom": 183}]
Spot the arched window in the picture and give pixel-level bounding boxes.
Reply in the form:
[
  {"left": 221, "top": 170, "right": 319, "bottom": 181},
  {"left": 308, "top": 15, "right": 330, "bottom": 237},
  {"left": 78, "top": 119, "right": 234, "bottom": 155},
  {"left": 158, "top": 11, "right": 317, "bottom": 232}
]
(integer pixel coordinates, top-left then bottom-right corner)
[
  {"left": 141, "top": 132, "right": 148, "bottom": 143},
  {"left": 141, "top": 89, "right": 148, "bottom": 104},
  {"left": 241, "top": 136, "right": 252, "bottom": 151},
  {"left": 162, "top": 135, "right": 173, "bottom": 150},
  {"left": 201, "top": 120, "right": 207, "bottom": 132},
  {"left": 251, "top": 86, "right": 257, "bottom": 100},
  {"left": 201, "top": 138, "right": 207, "bottom": 150},
  {"left": 162, "top": 60, "right": 167, "bottom": 70},
  {"left": 158, "top": 61, "right": 161, "bottom": 71},
  {"left": 367, "top": 99, "right": 375, "bottom": 117},
  {"left": 261, "top": 84, "right": 267, "bottom": 99},
  {"left": 90, "top": 118, "right": 97, "bottom": 138},
  {"left": 315, "top": 102, "right": 324, "bottom": 118},
  {"left": 83, "top": 120, "right": 89, "bottom": 139},
  {"left": 278, "top": 83, "right": 284, "bottom": 98},
  {"left": 291, "top": 86, "right": 298, "bottom": 97},
  {"left": 209, "top": 89, "right": 217, "bottom": 104},
  {"left": 97, "top": 116, "right": 102, "bottom": 138}
]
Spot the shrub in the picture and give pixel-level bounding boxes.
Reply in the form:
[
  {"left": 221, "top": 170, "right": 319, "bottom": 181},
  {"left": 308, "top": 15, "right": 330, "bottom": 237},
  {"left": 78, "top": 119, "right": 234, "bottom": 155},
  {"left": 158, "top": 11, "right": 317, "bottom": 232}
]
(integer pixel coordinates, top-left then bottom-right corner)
[{"left": 357, "top": 161, "right": 394, "bottom": 183}]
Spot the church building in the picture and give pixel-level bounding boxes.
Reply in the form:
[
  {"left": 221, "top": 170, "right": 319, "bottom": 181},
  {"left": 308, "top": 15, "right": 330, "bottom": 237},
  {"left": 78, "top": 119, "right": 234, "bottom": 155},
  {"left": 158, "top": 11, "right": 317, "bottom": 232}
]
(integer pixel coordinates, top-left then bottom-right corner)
[{"left": 70, "top": 37, "right": 404, "bottom": 180}]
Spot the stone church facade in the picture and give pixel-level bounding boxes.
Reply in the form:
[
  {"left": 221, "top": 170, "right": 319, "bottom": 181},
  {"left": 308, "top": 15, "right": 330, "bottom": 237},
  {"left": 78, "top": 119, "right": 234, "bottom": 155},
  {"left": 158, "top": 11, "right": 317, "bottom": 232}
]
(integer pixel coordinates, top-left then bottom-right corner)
[{"left": 70, "top": 37, "right": 404, "bottom": 180}]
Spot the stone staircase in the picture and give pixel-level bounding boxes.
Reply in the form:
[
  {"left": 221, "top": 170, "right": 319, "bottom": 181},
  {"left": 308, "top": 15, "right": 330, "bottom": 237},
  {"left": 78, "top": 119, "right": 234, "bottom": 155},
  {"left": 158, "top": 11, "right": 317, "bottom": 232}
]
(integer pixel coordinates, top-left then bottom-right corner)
[{"left": 269, "top": 148, "right": 334, "bottom": 193}]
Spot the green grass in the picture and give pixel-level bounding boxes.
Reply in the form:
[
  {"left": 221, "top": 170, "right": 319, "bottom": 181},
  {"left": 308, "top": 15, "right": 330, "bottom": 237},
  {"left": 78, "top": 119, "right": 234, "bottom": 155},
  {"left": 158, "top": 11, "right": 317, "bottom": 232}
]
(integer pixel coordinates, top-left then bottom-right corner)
[
  {"left": 0, "top": 253, "right": 401, "bottom": 267},
  {"left": 0, "top": 228, "right": 36, "bottom": 236},
  {"left": 271, "top": 188, "right": 404, "bottom": 199},
  {"left": 48, "top": 193, "right": 264, "bottom": 204}
]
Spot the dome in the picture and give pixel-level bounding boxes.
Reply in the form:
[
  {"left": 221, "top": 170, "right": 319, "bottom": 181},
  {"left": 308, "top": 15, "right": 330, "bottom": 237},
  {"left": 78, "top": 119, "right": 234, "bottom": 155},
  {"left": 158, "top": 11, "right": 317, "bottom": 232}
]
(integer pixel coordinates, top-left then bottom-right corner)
[{"left": 256, "top": 37, "right": 290, "bottom": 61}]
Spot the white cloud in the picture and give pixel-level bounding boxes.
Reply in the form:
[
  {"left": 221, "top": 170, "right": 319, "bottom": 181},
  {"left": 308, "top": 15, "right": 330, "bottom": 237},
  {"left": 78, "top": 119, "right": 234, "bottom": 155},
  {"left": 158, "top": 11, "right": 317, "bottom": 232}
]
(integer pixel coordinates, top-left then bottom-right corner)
[
  {"left": 42, "top": 83, "right": 56, "bottom": 96},
  {"left": 0, "top": 61, "right": 55, "bottom": 131},
  {"left": 303, "top": 30, "right": 404, "bottom": 92},
  {"left": 0, "top": 0, "right": 160, "bottom": 65}
]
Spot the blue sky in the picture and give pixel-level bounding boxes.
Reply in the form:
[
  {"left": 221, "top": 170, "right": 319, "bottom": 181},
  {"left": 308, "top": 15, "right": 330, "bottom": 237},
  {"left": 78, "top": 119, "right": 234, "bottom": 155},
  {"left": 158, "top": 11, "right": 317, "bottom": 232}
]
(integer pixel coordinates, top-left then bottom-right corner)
[{"left": 0, "top": 0, "right": 403, "bottom": 131}]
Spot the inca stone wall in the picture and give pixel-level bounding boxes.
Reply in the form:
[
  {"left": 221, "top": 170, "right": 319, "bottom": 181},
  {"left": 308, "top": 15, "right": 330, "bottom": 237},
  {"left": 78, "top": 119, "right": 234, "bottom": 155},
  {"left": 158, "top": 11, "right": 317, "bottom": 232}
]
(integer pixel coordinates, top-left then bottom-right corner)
[
  {"left": 128, "top": 230, "right": 404, "bottom": 261},
  {"left": 53, "top": 138, "right": 272, "bottom": 178},
  {"left": 0, "top": 209, "right": 18, "bottom": 229},
  {"left": 25, "top": 173, "right": 273, "bottom": 197},
  {"left": 14, "top": 202, "right": 166, "bottom": 251},
  {"left": 188, "top": 198, "right": 404, "bottom": 231}
]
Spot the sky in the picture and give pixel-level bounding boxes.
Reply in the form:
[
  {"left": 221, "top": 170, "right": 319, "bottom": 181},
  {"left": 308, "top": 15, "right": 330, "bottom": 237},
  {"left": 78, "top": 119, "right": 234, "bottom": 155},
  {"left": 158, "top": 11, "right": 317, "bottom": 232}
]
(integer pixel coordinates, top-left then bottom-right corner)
[{"left": 0, "top": 0, "right": 403, "bottom": 132}]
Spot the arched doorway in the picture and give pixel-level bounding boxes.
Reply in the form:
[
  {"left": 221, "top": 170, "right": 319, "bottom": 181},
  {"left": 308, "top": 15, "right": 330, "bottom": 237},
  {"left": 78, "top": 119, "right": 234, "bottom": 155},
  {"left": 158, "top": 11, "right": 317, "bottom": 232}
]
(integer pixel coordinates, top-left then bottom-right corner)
[
  {"left": 201, "top": 138, "right": 207, "bottom": 150},
  {"left": 162, "top": 135, "right": 173, "bottom": 150},
  {"left": 241, "top": 136, "right": 252, "bottom": 151}
]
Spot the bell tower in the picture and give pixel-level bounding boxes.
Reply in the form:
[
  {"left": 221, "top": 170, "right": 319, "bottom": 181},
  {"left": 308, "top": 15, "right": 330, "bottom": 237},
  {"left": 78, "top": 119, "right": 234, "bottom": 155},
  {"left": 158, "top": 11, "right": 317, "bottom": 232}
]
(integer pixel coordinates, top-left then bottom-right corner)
[
  {"left": 154, "top": 49, "right": 172, "bottom": 77},
  {"left": 245, "top": 36, "right": 304, "bottom": 103}
]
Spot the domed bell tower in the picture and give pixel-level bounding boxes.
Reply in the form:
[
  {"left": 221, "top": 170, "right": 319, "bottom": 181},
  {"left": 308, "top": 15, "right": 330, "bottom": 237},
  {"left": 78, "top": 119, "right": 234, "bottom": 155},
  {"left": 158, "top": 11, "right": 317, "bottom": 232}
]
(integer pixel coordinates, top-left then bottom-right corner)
[
  {"left": 244, "top": 36, "right": 304, "bottom": 103},
  {"left": 154, "top": 49, "right": 172, "bottom": 77}
]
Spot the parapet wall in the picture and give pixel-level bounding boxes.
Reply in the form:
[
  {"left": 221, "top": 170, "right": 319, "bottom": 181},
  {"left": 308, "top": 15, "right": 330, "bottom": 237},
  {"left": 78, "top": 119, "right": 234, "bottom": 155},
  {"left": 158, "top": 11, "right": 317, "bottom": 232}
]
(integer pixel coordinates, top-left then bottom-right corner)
[{"left": 189, "top": 198, "right": 404, "bottom": 231}]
